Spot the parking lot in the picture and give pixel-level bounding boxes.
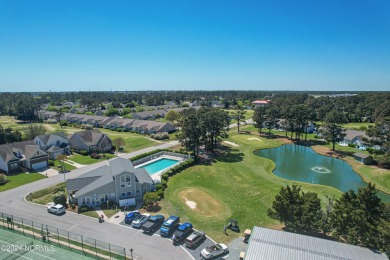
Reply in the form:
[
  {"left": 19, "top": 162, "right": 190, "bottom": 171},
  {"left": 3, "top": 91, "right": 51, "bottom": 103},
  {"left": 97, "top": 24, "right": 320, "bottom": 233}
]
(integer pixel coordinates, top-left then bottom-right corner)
[{"left": 120, "top": 220, "right": 230, "bottom": 259}]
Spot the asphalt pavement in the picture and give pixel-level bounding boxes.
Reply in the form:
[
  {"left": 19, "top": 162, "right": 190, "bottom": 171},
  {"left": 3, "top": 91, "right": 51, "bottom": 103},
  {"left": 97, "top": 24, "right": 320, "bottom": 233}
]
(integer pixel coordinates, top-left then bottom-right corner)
[{"left": 0, "top": 141, "right": 194, "bottom": 260}]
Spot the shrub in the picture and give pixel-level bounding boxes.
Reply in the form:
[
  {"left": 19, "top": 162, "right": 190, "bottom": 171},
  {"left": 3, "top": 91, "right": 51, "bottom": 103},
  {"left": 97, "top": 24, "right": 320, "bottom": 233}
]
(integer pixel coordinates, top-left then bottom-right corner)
[
  {"left": 156, "top": 189, "right": 164, "bottom": 199},
  {"left": 0, "top": 174, "right": 7, "bottom": 185},
  {"left": 81, "top": 124, "right": 93, "bottom": 130},
  {"left": 53, "top": 185, "right": 65, "bottom": 194},
  {"left": 143, "top": 192, "right": 160, "bottom": 206},
  {"left": 78, "top": 205, "right": 91, "bottom": 213},
  {"left": 48, "top": 160, "right": 55, "bottom": 166},
  {"left": 52, "top": 191, "right": 67, "bottom": 206},
  {"left": 90, "top": 152, "right": 101, "bottom": 159},
  {"left": 80, "top": 150, "right": 89, "bottom": 156},
  {"left": 59, "top": 120, "right": 68, "bottom": 126},
  {"left": 348, "top": 143, "right": 357, "bottom": 148},
  {"left": 151, "top": 132, "right": 170, "bottom": 140}
]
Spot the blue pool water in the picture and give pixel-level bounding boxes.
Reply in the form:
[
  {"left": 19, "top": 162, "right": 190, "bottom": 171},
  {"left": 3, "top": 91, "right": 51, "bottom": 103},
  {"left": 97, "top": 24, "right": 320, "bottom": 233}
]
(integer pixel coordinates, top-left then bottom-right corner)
[{"left": 140, "top": 158, "right": 180, "bottom": 175}]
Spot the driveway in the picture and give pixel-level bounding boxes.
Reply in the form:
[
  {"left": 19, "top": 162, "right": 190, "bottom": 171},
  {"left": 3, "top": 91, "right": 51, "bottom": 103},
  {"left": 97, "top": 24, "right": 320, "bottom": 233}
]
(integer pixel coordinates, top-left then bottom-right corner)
[{"left": 0, "top": 141, "right": 193, "bottom": 260}]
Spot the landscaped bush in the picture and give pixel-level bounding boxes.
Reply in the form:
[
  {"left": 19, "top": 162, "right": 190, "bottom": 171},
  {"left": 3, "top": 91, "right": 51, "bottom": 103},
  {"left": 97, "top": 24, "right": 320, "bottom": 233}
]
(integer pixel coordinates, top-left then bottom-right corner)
[
  {"left": 143, "top": 192, "right": 160, "bottom": 205},
  {"left": 48, "top": 160, "right": 55, "bottom": 166},
  {"left": 80, "top": 150, "right": 89, "bottom": 156},
  {"left": 150, "top": 132, "right": 170, "bottom": 140},
  {"left": 0, "top": 174, "right": 7, "bottom": 185},
  {"left": 52, "top": 191, "right": 67, "bottom": 205},
  {"left": 348, "top": 143, "right": 357, "bottom": 148},
  {"left": 80, "top": 124, "right": 93, "bottom": 130},
  {"left": 90, "top": 152, "right": 101, "bottom": 159},
  {"left": 78, "top": 205, "right": 91, "bottom": 213}
]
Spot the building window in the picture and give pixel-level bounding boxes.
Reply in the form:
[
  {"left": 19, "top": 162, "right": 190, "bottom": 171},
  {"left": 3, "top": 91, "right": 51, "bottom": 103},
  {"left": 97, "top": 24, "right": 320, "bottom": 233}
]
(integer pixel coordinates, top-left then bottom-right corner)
[
  {"left": 127, "top": 192, "right": 131, "bottom": 196},
  {"left": 10, "top": 163, "right": 18, "bottom": 170},
  {"left": 121, "top": 193, "right": 125, "bottom": 197},
  {"left": 136, "top": 190, "right": 140, "bottom": 194},
  {"left": 143, "top": 188, "right": 147, "bottom": 194},
  {"left": 81, "top": 197, "right": 86, "bottom": 205},
  {"left": 121, "top": 183, "right": 125, "bottom": 188}
]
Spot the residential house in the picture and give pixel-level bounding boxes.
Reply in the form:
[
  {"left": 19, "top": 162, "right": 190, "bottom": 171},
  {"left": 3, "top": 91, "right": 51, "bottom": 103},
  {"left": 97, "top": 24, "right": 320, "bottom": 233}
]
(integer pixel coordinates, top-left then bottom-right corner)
[
  {"left": 131, "top": 110, "right": 167, "bottom": 120},
  {"left": 69, "top": 129, "right": 112, "bottom": 154},
  {"left": 66, "top": 157, "right": 154, "bottom": 206},
  {"left": 353, "top": 153, "right": 374, "bottom": 165},
  {"left": 341, "top": 130, "right": 369, "bottom": 149},
  {"left": 34, "top": 133, "right": 71, "bottom": 160},
  {"left": 0, "top": 141, "right": 49, "bottom": 173}
]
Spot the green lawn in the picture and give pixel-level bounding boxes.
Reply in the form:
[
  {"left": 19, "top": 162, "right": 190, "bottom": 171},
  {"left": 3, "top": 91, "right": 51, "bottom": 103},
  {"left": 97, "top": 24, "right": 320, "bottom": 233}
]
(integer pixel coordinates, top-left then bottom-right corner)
[
  {"left": 159, "top": 132, "right": 343, "bottom": 243},
  {"left": 0, "top": 173, "right": 47, "bottom": 192},
  {"left": 51, "top": 159, "right": 77, "bottom": 171},
  {"left": 80, "top": 209, "right": 100, "bottom": 218},
  {"left": 68, "top": 153, "right": 116, "bottom": 165},
  {"left": 28, "top": 182, "right": 66, "bottom": 205}
]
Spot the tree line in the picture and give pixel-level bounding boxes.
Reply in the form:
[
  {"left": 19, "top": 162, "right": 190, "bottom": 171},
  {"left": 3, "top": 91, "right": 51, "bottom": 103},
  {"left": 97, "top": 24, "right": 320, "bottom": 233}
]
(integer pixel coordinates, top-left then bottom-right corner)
[
  {"left": 268, "top": 184, "right": 389, "bottom": 255},
  {"left": 176, "top": 107, "right": 230, "bottom": 156}
]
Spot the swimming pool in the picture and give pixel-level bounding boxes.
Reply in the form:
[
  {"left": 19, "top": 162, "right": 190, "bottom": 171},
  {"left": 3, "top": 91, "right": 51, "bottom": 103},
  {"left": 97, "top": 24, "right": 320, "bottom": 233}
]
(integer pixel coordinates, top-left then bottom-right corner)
[{"left": 139, "top": 158, "right": 180, "bottom": 175}]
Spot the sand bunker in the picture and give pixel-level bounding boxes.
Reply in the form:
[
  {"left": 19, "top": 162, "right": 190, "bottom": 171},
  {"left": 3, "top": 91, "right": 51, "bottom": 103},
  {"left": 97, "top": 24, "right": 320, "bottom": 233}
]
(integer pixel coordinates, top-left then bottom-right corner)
[
  {"left": 223, "top": 141, "right": 239, "bottom": 147},
  {"left": 248, "top": 137, "right": 263, "bottom": 141},
  {"left": 185, "top": 200, "right": 197, "bottom": 209},
  {"left": 179, "top": 188, "right": 223, "bottom": 217}
]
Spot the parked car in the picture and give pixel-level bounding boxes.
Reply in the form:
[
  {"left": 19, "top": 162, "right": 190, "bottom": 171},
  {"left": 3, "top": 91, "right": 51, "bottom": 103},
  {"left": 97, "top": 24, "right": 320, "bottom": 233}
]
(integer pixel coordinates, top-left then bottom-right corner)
[
  {"left": 142, "top": 215, "right": 165, "bottom": 233},
  {"left": 47, "top": 204, "right": 65, "bottom": 215},
  {"left": 132, "top": 213, "right": 151, "bottom": 228},
  {"left": 160, "top": 215, "right": 180, "bottom": 237},
  {"left": 185, "top": 230, "right": 205, "bottom": 248},
  {"left": 172, "top": 222, "right": 193, "bottom": 244},
  {"left": 125, "top": 211, "right": 140, "bottom": 224},
  {"left": 200, "top": 243, "right": 228, "bottom": 259}
]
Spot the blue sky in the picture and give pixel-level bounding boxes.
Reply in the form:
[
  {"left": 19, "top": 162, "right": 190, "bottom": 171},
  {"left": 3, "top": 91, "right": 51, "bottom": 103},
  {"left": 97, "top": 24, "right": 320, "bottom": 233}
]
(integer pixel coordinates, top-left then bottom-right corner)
[{"left": 0, "top": 0, "right": 389, "bottom": 92}]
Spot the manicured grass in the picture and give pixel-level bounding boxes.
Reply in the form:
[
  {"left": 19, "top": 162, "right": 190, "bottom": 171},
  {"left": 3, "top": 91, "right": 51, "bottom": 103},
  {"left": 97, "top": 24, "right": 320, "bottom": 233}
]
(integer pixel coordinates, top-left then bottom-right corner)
[
  {"left": 51, "top": 159, "right": 77, "bottom": 171},
  {"left": 159, "top": 132, "right": 342, "bottom": 243},
  {"left": 0, "top": 173, "right": 47, "bottom": 192},
  {"left": 68, "top": 153, "right": 115, "bottom": 165},
  {"left": 29, "top": 182, "right": 66, "bottom": 205},
  {"left": 80, "top": 210, "right": 100, "bottom": 219},
  {"left": 344, "top": 157, "right": 390, "bottom": 194},
  {"left": 100, "top": 205, "right": 121, "bottom": 218}
]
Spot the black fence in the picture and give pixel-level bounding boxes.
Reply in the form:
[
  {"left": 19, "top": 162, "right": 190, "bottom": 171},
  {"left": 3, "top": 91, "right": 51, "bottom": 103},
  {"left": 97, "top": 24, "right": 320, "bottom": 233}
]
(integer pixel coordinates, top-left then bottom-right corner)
[{"left": 0, "top": 212, "right": 128, "bottom": 259}]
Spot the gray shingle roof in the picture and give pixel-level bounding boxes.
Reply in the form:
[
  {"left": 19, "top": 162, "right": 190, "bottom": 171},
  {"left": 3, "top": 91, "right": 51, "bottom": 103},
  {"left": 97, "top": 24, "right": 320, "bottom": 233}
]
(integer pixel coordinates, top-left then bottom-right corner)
[
  {"left": 72, "top": 129, "right": 105, "bottom": 146},
  {"left": 134, "top": 168, "right": 153, "bottom": 184},
  {"left": 0, "top": 141, "right": 45, "bottom": 163},
  {"left": 344, "top": 130, "right": 368, "bottom": 141},
  {"left": 47, "top": 146, "right": 62, "bottom": 152},
  {"left": 244, "top": 226, "right": 388, "bottom": 260},
  {"left": 353, "top": 152, "right": 371, "bottom": 159},
  {"left": 68, "top": 157, "right": 153, "bottom": 197},
  {"left": 36, "top": 132, "right": 68, "bottom": 146}
]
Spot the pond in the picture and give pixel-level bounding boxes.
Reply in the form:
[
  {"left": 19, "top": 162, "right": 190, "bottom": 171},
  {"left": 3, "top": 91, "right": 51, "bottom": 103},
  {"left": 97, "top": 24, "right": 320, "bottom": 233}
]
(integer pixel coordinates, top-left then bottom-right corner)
[{"left": 254, "top": 144, "right": 390, "bottom": 202}]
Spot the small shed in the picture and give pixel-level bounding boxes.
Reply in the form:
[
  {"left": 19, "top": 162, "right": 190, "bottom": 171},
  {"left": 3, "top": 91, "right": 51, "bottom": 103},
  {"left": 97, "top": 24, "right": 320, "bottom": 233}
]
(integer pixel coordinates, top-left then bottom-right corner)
[{"left": 353, "top": 152, "right": 373, "bottom": 165}]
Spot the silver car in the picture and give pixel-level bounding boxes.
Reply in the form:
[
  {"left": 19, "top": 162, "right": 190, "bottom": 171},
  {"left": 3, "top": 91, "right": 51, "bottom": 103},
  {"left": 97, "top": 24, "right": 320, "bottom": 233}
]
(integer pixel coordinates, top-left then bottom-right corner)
[
  {"left": 131, "top": 213, "right": 151, "bottom": 228},
  {"left": 47, "top": 204, "right": 66, "bottom": 215},
  {"left": 200, "top": 243, "right": 228, "bottom": 259}
]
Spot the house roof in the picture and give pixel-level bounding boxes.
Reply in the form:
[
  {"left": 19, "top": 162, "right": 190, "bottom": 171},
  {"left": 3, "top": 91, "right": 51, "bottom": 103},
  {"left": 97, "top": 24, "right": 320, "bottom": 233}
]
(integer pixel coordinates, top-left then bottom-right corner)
[
  {"left": 36, "top": 132, "right": 68, "bottom": 146},
  {"left": 134, "top": 168, "right": 154, "bottom": 184},
  {"left": 252, "top": 100, "right": 269, "bottom": 104},
  {"left": 344, "top": 130, "right": 368, "bottom": 141},
  {"left": 69, "top": 157, "right": 153, "bottom": 197},
  {"left": 353, "top": 152, "right": 371, "bottom": 159},
  {"left": 72, "top": 129, "right": 105, "bottom": 146},
  {"left": 244, "top": 226, "right": 387, "bottom": 260},
  {"left": 0, "top": 140, "right": 47, "bottom": 163},
  {"left": 47, "top": 146, "right": 62, "bottom": 152}
]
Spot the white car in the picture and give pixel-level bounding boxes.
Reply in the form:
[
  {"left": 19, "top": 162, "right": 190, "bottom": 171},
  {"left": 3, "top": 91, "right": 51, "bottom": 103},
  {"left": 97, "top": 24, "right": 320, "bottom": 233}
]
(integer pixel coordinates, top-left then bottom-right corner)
[
  {"left": 200, "top": 243, "right": 228, "bottom": 259},
  {"left": 47, "top": 204, "right": 66, "bottom": 215},
  {"left": 131, "top": 213, "right": 151, "bottom": 228}
]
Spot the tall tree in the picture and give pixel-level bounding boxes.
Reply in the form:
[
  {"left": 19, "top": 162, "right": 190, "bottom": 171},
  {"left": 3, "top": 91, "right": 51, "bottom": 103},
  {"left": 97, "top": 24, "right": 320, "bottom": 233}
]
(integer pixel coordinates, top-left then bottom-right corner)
[
  {"left": 252, "top": 106, "right": 266, "bottom": 134},
  {"left": 321, "top": 109, "right": 347, "bottom": 151},
  {"left": 265, "top": 105, "right": 279, "bottom": 135},
  {"left": 25, "top": 124, "right": 46, "bottom": 140},
  {"left": 112, "top": 137, "right": 126, "bottom": 155},
  {"left": 267, "top": 185, "right": 321, "bottom": 232},
  {"left": 231, "top": 106, "right": 246, "bottom": 133},
  {"left": 331, "top": 183, "right": 386, "bottom": 250},
  {"left": 199, "top": 108, "right": 229, "bottom": 152},
  {"left": 177, "top": 109, "right": 202, "bottom": 156},
  {"left": 165, "top": 110, "right": 181, "bottom": 125}
]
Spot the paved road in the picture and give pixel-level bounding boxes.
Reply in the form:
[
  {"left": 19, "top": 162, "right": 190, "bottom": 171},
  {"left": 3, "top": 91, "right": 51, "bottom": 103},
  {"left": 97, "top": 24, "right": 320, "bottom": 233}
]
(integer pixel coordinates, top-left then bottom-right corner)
[{"left": 0, "top": 141, "right": 195, "bottom": 260}]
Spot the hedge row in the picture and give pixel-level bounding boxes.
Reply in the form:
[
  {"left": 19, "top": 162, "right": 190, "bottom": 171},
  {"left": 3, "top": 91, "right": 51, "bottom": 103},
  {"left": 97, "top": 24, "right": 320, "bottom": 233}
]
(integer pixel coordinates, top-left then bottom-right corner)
[{"left": 160, "top": 158, "right": 197, "bottom": 189}]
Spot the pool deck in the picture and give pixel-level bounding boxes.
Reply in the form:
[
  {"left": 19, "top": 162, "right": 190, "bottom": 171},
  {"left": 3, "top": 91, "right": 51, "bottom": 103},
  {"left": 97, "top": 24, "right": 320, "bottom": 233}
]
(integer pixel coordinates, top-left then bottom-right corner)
[{"left": 134, "top": 155, "right": 185, "bottom": 182}]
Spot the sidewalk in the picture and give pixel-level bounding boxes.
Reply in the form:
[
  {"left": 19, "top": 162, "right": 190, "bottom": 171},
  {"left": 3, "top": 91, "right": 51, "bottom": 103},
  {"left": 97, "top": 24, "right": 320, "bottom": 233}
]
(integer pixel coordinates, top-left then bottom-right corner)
[{"left": 65, "top": 159, "right": 86, "bottom": 169}]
